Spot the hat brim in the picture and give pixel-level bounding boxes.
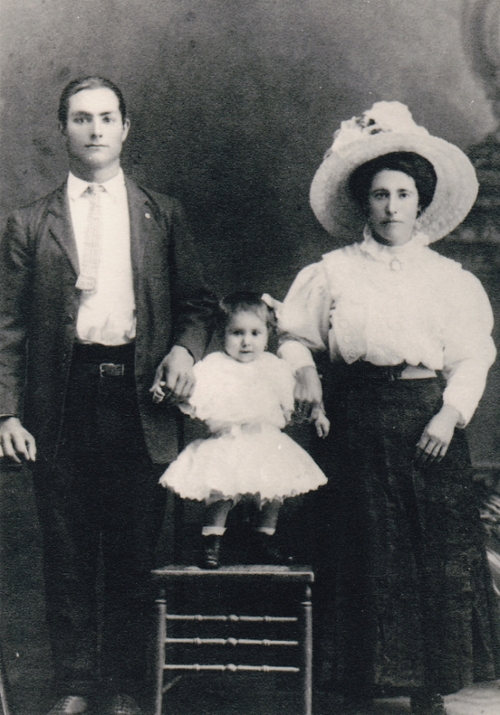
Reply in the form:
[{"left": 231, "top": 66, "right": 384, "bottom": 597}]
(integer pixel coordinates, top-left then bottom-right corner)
[{"left": 309, "top": 131, "right": 478, "bottom": 243}]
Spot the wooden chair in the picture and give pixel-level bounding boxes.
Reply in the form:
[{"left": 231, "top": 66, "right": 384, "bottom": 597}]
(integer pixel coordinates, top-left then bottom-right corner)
[{"left": 151, "top": 565, "right": 314, "bottom": 715}]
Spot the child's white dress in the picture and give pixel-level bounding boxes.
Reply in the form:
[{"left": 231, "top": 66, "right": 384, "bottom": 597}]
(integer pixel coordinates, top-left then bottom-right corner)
[{"left": 159, "top": 351, "right": 327, "bottom": 503}]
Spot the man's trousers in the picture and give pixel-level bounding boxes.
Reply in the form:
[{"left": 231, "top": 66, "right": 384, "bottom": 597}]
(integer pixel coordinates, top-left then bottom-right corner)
[{"left": 31, "top": 343, "right": 168, "bottom": 700}]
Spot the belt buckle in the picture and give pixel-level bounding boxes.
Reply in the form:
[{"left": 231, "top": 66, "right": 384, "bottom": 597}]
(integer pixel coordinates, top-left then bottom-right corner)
[{"left": 99, "top": 362, "right": 125, "bottom": 377}]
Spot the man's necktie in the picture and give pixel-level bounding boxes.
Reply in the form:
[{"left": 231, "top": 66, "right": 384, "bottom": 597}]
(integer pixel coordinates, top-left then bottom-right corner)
[{"left": 76, "top": 184, "right": 104, "bottom": 293}]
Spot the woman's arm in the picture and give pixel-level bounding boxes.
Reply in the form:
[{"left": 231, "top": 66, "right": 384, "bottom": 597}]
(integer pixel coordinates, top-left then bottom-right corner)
[
  {"left": 440, "top": 270, "right": 496, "bottom": 426},
  {"left": 416, "top": 269, "right": 496, "bottom": 463},
  {"left": 293, "top": 365, "right": 324, "bottom": 418},
  {"left": 277, "top": 261, "right": 332, "bottom": 415}
]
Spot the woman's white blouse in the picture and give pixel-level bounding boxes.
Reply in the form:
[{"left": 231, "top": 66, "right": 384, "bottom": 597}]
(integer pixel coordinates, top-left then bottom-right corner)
[{"left": 277, "top": 230, "right": 496, "bottom": 426}]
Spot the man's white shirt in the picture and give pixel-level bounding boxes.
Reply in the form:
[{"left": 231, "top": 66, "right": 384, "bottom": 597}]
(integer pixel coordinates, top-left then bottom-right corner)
[{"left": 67, "top": 169, "right": 136, "bottom": 345}]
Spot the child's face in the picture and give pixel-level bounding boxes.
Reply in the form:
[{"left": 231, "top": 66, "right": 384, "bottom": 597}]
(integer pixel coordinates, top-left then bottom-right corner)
[{"left": 224, "top": 310, "right": 268, "bottom": 363}]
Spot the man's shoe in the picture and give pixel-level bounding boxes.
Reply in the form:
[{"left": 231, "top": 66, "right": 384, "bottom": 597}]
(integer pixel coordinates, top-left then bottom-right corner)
[
  {"left": 46, "top": 696, "right": 91, "bottom": 715},
  {"left": 410, "top": 692, "right": 447, "bottom": 715},
  {"left": 341, "top": 694, "right": 375, "bottom": 713},
  {"left": 100, "top": 694, "right": 143, "bottom": 715}
]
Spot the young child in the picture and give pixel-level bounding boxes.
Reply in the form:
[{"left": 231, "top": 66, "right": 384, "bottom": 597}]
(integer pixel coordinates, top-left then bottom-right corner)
[{"left": 152, "top": 292, "right": 329, "bottom": 568}]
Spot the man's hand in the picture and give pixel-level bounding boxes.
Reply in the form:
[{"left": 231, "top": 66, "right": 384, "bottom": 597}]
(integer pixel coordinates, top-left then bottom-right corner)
[
  {"left": 151, "top": 345, "right": 195, "bottom": 403},
  {"left": 293, "top": 365, "right": 323, "bottom": 421},
  {"left": 415, "top": 404, "right": 461, "bottom": 464},
  {"left": 0, "top": 417, "right": 37, "bottom": 463}
]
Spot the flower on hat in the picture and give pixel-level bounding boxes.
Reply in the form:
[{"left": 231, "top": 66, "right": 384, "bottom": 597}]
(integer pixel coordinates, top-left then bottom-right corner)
[{"left": 329, "top": 101, "right": 429, "bottom": 154}]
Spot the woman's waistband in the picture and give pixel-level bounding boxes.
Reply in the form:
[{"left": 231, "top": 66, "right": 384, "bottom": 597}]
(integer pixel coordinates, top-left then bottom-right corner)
[{"left": 344, "top": 361, "right": 437, "bottom": 382}]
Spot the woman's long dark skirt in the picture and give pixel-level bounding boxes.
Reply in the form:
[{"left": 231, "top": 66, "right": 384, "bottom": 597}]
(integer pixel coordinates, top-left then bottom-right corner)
[{"left": 310, "top": 370, "right": 500, "bottom": 698}]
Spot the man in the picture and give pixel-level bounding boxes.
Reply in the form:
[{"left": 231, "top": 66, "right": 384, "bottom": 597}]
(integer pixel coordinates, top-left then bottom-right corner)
[{"left": 0, "top": 77, "right": 216, "bottom": 715}]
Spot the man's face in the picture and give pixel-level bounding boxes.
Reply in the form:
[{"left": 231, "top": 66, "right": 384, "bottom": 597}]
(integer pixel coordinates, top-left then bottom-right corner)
[{"left": 61, "top": 87, "right": 130, "bottom": 176}]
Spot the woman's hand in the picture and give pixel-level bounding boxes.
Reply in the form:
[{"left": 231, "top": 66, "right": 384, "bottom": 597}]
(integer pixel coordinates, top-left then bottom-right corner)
[
  {"left": 311, "top": 404, "right": 330, "bottom": 438},
  {"left": 293, "top": 365, "right": 323, "bottom": 421},
  {"left": 415, "top": 404, "right": 461, "bottom": 464}
]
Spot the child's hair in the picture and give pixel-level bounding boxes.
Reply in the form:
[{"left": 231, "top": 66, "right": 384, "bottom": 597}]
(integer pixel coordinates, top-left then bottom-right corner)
[{"left": 217, "top": 291, "right": 277, "bottom": 335}]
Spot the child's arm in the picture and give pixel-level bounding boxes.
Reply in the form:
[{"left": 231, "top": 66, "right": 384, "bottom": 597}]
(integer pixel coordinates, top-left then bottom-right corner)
[
  {"left": 151, "top": 379, "right": 195, "bottom": 417},
  {"left": 151, "top": 378, "right": 167, "bottom": 403},
  {"left": 311, "top": 403, "right": 330, "bottom": 438}
]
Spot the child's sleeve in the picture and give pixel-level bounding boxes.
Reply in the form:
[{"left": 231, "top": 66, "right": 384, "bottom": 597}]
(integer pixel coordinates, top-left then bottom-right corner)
[{"left": 186, "top": 353, "right": 223, "bottom": 422}]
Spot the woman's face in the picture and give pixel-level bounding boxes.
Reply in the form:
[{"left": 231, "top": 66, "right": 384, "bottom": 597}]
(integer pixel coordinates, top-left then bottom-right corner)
[{"left": 367, "top": 169, "right": 420, "bottom": 246}]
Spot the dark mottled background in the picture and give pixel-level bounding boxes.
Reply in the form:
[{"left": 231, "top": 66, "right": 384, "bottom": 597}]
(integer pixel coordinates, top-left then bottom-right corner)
[{"left": 1, "top": 0, "right": 497, "bottom": 295}]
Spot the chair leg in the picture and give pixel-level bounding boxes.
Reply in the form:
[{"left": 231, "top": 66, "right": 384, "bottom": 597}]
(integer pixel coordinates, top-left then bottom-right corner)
[
  {"left": 302, "top": 585, "right": 313, "bottom": 715},
  {"left": 0, "top": 640, "right": 11, "bottom": 715},
  {"left": 154, "top": 595, "right": 167, "bottom": 715}
]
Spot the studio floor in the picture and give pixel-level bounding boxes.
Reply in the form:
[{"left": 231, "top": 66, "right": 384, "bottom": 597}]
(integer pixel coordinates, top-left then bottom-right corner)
[
  {"left": 147, "top": 678, "right": 500, "bottom": 715},
  {"left": 4, "top": 671, "right": 500, "bottom": 715}
]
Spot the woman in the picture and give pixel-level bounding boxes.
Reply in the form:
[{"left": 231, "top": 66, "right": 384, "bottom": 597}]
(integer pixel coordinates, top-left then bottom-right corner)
[{"left": 276, "top": 102, "right": 500, "bottom": 715}]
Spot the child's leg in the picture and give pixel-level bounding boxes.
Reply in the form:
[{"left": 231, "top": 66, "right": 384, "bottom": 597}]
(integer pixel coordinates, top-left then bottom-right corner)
[
  {"left": 202, "top": 499, "right": 234, "bottom": 536},
  {"left": 255, "top": 499, "right": 281, "bottom": 535},
  {"left": 203, "top": 498, "right": 234, "bottom": 533},
  {"left": 201, "top": 499, "right": 233, "bottom": 569},
  {"left": 250, "top": 499, "right": 295, "bottom": 565}
]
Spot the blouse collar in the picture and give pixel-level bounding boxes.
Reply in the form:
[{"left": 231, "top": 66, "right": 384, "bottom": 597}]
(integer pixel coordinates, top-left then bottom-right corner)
[{"left": 359, "top": 225, "right": 430, "bottom": 269}]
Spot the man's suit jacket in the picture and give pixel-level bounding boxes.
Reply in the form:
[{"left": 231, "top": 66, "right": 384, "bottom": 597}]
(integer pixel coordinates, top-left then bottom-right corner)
[{"left": 0, "top": 176, "right": 216, "bottom": 464}]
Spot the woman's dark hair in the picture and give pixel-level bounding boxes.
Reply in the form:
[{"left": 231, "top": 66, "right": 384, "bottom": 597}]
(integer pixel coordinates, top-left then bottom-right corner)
[
  {"left": 217, "top": 291, "right": 277, "bottom": 335},
  {"left": 58, "top": 76, "right": 128, "bottom": 127},
  {"left": 348, "top": 151, "right": 437, "bottom": 213}
]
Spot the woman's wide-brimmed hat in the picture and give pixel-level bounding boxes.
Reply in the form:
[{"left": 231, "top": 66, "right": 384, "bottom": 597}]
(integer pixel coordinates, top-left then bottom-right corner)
[{"left": 309, "top": 101, "right": 478, "bottom": 243}]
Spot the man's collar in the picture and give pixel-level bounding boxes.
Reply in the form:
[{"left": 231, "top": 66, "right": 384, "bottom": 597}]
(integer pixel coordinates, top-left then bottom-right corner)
[{"left": 67, "top": 168, "right": 126, "bottom": 201}]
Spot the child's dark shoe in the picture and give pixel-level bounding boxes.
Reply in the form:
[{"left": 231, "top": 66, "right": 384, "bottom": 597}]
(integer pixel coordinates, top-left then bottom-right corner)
[
  {"left": 248, "top": 531, "right": 293, "bottom": 565},
  {"left": 201, "top": 535, "right": 221, "bottom": 569}
]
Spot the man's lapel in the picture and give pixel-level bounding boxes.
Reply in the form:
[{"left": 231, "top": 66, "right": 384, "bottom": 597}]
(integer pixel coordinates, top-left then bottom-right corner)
[
  {"left": 44, "top": 177, "right": 159, "bottom": 288},
  {"left": 125, "top": 176, "right": 156, "bottom": 294},
  {"left": 47, "top": 176, "right": 159, "bottom": 289},
  {"left": 46, "top": 183, "right": 79, "bottom": 275}
]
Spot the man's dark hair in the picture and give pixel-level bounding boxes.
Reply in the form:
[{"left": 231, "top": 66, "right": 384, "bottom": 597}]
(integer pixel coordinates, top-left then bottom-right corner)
[
  {"left": 58, "top": 76, "right": 128, "bottom": 127},
  {"left": 348, "top": 151, "right": 437, "bottom": 214}
]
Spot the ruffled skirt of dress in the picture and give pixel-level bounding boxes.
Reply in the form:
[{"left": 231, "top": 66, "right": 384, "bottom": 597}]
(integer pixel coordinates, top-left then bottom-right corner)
[{"left": 159, "top": 423, "right": 327, "bottom": 503}]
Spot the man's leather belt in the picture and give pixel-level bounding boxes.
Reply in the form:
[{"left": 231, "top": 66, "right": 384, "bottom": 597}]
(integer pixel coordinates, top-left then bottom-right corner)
[
  {"left": 72, "top": 341, "right": 135, "bottom": 377},
  {"left": 76, "top": 360, "right": 129, "bottom": 378}
]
